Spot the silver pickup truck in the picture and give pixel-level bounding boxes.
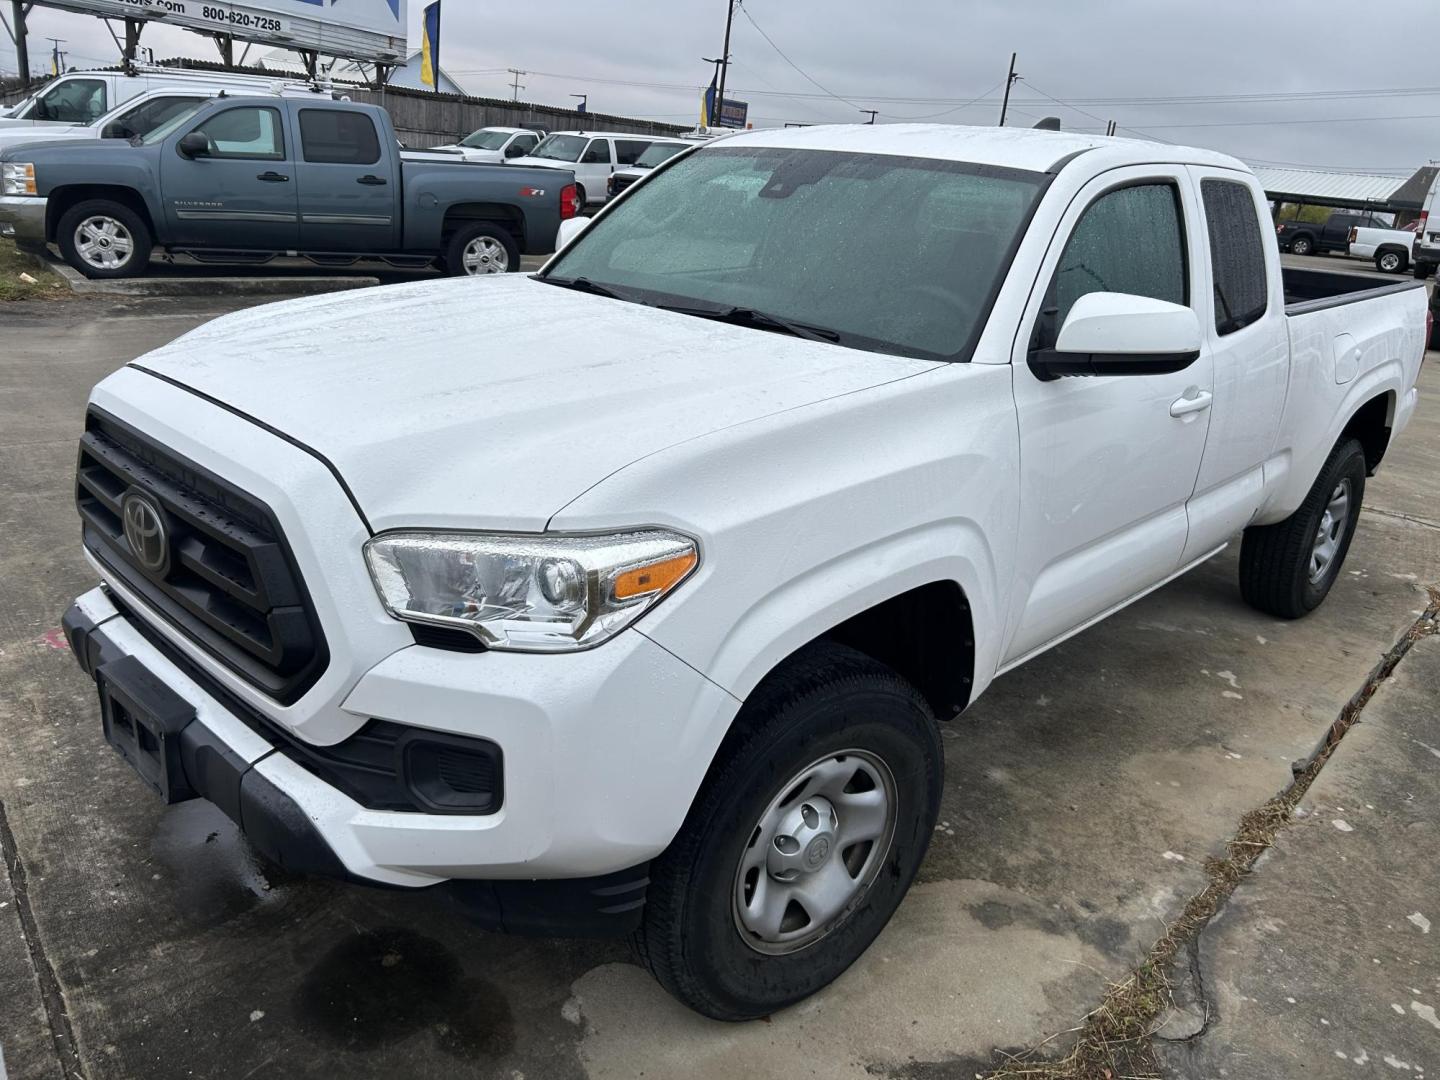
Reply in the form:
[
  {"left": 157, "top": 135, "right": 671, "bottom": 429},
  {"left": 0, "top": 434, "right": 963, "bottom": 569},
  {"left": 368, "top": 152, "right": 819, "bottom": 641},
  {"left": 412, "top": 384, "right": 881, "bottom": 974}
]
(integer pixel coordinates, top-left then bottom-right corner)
[{"left": 0, "top": 96, "right": 578, "bottom": 278}]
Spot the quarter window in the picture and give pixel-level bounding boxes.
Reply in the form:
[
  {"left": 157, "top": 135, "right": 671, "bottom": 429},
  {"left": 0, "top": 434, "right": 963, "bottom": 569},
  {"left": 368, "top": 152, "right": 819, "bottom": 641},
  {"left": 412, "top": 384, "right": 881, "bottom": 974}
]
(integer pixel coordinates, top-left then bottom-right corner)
[
  {"left": 299, "top": 108, "right": 382, "bottom": 165},
  {"left": 1044, "top": 182, "right": 1188, "bottom": 345},
  {"left": 615, "top": 140, "right": 651, "bottom": 165},
  {"left": 1201, "top": 179, "right": 1269, "bottom": 335},
  {"left": 188, "top": 107, "right": 284, "bottom": 160}
]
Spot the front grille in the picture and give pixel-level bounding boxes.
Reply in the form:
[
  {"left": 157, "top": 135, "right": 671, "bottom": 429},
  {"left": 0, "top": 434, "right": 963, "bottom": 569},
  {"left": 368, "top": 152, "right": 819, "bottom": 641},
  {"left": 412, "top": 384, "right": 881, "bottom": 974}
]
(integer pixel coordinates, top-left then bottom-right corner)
[
  {"left": 610, "top": 173, "right": 639, "bottom": 196},
  {"left": 76, "top": 408, "right": 328, "bottom": 705}
]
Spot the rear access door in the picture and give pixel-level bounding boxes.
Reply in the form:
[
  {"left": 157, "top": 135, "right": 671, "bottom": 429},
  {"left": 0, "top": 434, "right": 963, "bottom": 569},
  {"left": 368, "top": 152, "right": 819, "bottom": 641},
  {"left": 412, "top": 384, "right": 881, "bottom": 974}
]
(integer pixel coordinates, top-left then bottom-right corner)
[{"left": 289, "top": 102, "right": 399, "bottom": 253}]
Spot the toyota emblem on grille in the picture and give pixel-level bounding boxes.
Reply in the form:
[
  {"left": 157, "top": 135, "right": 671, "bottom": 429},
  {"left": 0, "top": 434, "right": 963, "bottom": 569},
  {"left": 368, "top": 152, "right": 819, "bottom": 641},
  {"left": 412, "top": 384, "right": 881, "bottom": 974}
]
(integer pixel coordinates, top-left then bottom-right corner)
[{"left": 121, "top": 491, "right": 169, "bottom": 576}]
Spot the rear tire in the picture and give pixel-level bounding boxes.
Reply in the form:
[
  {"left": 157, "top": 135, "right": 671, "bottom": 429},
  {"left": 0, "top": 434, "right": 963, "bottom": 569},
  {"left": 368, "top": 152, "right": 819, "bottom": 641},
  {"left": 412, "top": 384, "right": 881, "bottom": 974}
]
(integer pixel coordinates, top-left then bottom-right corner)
[
  {"left": 443, "top": 222, "right": 520, "bottom": 276},
  {"left": 635, "top": 642, "right": 943, "bottom": 1020},
  {"left": 1414, "top": 262, "right": 1434, "bottom": 280},
  {"left": 56, "top": 199, "right": 152, "bottom": 279},
  {"left": 1238, "top": 438, "right": 1367, "bottom": 619},
  {"left": 1289, "top": 235, "right": 1314, "bottom": 256},
  {"left": 1376, "top": 249, "right": 1406, "bottom": 274}
]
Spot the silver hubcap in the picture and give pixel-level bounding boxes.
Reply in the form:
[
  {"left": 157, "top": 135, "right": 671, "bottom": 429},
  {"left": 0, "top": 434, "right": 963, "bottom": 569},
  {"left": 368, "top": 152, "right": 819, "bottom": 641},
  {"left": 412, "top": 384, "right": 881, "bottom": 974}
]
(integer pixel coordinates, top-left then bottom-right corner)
[
  {"left": 733, "top": 749, "right": 896, "bottom": 955},
  {"left": 1381, "top": 254, "right": 1400, "bottom": 271},
  {"left": 461, "top": 236, "right": 508, "bottom": 275},
  {"left": 75, "top": 216, "right": 134, "bottom": 271},
  {"left": 1309, "top": 478, "right": 1351, "bottom": 584}
]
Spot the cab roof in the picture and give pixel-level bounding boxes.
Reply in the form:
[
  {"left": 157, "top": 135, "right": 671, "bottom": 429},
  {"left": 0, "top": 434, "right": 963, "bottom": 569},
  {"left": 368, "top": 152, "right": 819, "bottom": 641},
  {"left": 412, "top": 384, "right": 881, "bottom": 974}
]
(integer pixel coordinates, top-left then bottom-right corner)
[{"left": 715, "top": 123, "right": 1249, "bottom": 176}]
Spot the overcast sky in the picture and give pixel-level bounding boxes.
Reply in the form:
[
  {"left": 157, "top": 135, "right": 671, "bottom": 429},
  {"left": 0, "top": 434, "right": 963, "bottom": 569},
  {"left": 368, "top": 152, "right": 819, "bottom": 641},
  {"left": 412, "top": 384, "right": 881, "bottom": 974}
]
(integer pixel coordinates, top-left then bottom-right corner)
[{"left": 4, "top": 0, "right": 1437, "bottom": 176}]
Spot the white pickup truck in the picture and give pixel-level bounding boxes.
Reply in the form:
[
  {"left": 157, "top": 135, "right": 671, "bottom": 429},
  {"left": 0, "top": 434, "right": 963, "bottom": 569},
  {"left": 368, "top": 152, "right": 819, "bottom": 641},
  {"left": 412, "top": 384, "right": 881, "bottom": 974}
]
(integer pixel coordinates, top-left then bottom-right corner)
[
  {"left": 1348, "top": 220, "right": 1420, "bottom": 274},
  {"left": 62, "top": 125, "right": 1426, "bottom": 1021}
]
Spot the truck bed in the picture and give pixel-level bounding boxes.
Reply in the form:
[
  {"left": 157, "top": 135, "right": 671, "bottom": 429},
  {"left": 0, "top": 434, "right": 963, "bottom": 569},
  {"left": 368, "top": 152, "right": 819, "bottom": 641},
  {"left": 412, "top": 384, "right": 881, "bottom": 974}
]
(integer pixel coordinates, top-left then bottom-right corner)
[{"left": 1282, "top": 267, "right": 1422, "bottom": 315}]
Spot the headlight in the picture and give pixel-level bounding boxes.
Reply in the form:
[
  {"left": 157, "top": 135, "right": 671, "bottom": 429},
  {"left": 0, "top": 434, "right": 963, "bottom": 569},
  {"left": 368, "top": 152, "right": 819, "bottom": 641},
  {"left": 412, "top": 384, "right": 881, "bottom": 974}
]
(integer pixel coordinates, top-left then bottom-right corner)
[
  {"left": 364, "top": 529, "right": 699, "bottom": 652},
  {"left": 1, "top": 163, "right": 36, "bottom": 196}
]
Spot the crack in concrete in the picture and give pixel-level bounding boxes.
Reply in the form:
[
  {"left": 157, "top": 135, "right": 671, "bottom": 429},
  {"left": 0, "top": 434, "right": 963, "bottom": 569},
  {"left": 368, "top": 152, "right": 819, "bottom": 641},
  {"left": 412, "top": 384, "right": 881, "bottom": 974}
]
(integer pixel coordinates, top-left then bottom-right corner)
[
  {"left": 1362, "top": 504, "right": 1440, "bottom": 532},
  {"left": 0, "top": 799, "right": 87, "bottom": 1080}
]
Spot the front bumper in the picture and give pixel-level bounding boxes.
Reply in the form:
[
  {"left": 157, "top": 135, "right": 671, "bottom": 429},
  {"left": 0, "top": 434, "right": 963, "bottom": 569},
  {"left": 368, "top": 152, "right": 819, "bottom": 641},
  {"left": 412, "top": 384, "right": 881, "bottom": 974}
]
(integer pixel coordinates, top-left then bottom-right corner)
[
  {"left": 64, "top": 581, "right": 737, "bottom": 929},
  {"left": 0, "top": 194, "right": 46, "bottom": 244}
]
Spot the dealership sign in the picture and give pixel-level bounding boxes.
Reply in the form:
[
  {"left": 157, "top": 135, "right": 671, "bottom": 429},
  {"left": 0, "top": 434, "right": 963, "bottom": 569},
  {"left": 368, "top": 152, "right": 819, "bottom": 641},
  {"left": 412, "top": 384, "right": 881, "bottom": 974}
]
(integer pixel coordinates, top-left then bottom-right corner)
[{"left": 30, "top": 0, "right": 408, "bottom": 63}]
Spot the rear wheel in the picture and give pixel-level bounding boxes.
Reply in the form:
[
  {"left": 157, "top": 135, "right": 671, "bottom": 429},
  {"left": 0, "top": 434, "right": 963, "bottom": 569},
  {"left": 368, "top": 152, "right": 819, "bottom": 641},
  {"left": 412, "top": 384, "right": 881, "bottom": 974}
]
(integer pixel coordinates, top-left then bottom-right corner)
[
  {"left": 444, "top": 222, "right": 520, "bottom": 276},
  {"left": 1239, "top": 438, "right": 1367, "bottom": 618},
  {"left": 1414, "top": 262, "right": 1434, "bottom": 280},
  {"left": 56, "top": 199, "right": 152, "bottom": 279},
  {"left": 635, "top": 642, "right": 943, "bottom": 1020},
  {"left": 1289, "top": 235, "right": 1314, "bottom": 256},
  {"left": 1376, "top": 249, "right": 1406, "bottom": 274}
]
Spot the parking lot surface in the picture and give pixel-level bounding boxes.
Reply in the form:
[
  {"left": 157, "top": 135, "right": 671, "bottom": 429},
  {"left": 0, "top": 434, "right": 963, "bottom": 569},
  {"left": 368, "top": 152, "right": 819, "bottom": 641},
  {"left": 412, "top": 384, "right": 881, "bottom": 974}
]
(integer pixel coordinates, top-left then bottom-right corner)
[{"left": 1, "top": 286, "right": 1437, "bottom": 1079}]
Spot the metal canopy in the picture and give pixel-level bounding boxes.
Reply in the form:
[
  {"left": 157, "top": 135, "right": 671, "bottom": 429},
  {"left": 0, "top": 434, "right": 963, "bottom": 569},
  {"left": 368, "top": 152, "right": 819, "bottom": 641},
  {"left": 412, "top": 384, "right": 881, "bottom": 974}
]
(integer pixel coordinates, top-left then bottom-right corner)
[{"left": 1253, "top": 165, "right": 1438, "bottom": 213}]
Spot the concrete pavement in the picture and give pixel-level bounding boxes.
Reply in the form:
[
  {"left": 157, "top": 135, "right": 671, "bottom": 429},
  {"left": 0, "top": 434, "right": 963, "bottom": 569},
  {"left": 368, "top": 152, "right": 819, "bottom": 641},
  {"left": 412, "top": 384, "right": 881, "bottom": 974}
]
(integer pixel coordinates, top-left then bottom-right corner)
[{"left": 0, "top": 290, "right": 1436, "bottom": 1079}]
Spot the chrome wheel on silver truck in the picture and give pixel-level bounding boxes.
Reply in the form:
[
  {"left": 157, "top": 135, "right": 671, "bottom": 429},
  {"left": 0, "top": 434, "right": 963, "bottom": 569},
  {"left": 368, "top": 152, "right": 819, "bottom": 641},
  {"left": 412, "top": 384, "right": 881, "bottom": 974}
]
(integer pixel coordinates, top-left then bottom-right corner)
[
  {"left": 56, "top": 198, "right": 153, "bottom": 280},
  {"left": 444, "top": 222, "right": 520, "bottom": 277},
  {"left": 637, "top": 642, "right": 943, "bottom": 1021}
]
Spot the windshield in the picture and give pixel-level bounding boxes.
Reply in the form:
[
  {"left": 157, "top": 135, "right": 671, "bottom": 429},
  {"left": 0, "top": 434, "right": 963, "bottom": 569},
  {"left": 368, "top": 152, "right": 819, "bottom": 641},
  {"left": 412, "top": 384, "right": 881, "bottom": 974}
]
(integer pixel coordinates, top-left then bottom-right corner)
[
  {"left": 460, "top": 129, "right": 511, "bottom": 150},
  {"left": 545, "top": 146, "right": 1045, "bottom": 361},
  {"left": 531, "top": 133, "right": 586, "bottom": 162},
  {"left": 635, "top": 142, "right": 686, "bottom": 168},
  {"left": 140, "top": 102, "right": 206, "bottom": 146},
  {"left": 31, "top": 78, "right": 107, "bottom": 123}
]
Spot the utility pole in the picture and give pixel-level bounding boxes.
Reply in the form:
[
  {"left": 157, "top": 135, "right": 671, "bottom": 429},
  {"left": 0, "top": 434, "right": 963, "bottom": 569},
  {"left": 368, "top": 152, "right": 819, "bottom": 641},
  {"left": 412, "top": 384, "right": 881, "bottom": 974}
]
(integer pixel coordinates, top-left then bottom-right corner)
[
  {"left": 998, "top": 51, "right": 1018, "bottom": 127},
  {"left": 507, "top": 68, "right": 525, "bottom": 102},
  {"left": 860, "top": 109, "right": 878, "bottom": 124},
  {"left": 714, "top": 0, "right": 736, "bottom": 128},
  {"left": 46, "top": 36, "right": 65, "bottom": 76},
  {"left": 8, "top": 2, "right": 29, "bottom": 83},
  {"left": 1105, "top": 119, "right": 1116, "bottom": 136}
]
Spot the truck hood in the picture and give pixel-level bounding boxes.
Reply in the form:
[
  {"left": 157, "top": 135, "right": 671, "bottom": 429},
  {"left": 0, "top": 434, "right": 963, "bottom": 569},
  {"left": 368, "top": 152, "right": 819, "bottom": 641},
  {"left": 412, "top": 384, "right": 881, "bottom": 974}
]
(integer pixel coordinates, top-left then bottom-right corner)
[{"left": 131, "top": 275, "right": 937, "bottom": 531}]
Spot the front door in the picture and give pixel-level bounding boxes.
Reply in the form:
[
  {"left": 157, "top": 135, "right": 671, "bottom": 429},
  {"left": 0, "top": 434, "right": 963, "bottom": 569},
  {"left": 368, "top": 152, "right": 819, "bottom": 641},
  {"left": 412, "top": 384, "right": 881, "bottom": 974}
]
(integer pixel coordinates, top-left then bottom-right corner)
[
  {"left": 292, "top": 104, "right": 398, "bottom": 252},
  {"left": 1001, "top": 168, "right": 1214, "bottom": 666},
  {"left": 159, "top": 103, "right": 298, "bottom": 250},
  {"left": 577, "top": 138, "right": 614, "bottom": 203}
]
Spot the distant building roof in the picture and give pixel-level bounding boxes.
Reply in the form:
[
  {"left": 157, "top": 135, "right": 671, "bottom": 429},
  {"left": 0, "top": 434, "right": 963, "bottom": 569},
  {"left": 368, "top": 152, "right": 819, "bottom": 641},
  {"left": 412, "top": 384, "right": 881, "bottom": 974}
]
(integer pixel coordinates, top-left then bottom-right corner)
[{"left": 1251, "top": 165, "right": 1437, "bottom": 212}]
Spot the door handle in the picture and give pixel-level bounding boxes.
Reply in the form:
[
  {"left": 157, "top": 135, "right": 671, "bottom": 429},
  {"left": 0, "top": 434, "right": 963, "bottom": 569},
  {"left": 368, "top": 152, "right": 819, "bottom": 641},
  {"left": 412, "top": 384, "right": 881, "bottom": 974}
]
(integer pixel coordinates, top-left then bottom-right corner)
[
  {"left": 256, "top": 171, "right": 289, "bottom": 182},
  {"left": 357, "top": 175, "right": 388, "bottom": 186},
  {"left": 1169, "top": 389, "right": 1214, "bottom": 417}
]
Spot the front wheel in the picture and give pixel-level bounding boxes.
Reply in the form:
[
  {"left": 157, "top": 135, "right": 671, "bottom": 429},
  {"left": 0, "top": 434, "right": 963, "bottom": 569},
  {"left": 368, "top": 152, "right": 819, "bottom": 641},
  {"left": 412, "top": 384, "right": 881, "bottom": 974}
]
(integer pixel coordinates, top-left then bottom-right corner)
[
  {"left": 444, "top": 222, "right": 520, "bottom": 276},
  {"left": 1289, "top": 235, "right": 1314, "bottom": 256},
  {"left": 1239, "top": 438, "right": 1367, "bottom": 618},
  {"left": 56, "top": 199, "right": 152, "bottom": 279},
  {"left": 635, "top": 642, "right": 943, "bottom": 1020}
]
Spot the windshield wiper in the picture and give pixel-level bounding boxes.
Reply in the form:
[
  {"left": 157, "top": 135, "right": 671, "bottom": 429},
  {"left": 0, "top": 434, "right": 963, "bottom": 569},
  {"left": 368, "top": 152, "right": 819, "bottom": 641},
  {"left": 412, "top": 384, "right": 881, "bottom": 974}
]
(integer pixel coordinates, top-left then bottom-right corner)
[
  {"left": 538, "top": 276, "right": 629, "bottom": 300},
  {"left": 657, "top": 303, "right": 841, "bottom": 344}
]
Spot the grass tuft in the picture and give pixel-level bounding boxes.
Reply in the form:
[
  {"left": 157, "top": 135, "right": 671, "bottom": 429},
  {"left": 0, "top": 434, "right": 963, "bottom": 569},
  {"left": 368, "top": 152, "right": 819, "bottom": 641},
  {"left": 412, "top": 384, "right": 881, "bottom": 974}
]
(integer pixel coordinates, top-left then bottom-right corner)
[{"left": 0, "top": 239, "right": 67, "bottom": 301}]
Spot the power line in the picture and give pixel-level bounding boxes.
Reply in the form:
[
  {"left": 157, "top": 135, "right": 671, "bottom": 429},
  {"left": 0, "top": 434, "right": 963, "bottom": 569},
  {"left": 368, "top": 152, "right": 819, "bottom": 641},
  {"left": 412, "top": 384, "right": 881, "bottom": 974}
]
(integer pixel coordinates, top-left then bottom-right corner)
[{"left": 734, "top": 1, "right": 863, "bottom": 111}]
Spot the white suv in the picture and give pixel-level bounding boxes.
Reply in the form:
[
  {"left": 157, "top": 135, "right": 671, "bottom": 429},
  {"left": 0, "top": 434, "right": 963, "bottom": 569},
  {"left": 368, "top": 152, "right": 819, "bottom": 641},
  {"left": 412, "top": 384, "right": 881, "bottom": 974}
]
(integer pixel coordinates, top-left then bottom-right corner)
[{"left": 509, "top": 130, "right": 661, "bottom": 206}]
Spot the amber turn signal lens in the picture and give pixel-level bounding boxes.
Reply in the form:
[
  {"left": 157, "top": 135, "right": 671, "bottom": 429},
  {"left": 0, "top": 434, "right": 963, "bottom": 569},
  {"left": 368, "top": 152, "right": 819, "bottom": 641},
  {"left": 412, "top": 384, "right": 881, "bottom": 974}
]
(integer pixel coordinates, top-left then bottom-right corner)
[{"left": 613, "top": 552, "right": 697, "bottom": 600}]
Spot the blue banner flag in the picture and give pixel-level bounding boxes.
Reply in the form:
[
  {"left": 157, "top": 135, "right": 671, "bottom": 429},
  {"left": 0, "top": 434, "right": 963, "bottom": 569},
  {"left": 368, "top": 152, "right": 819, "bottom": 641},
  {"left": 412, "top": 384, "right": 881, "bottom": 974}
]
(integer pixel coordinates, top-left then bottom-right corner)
[{"left": 421, "top": 2, "right": 442, "bottom": 89}]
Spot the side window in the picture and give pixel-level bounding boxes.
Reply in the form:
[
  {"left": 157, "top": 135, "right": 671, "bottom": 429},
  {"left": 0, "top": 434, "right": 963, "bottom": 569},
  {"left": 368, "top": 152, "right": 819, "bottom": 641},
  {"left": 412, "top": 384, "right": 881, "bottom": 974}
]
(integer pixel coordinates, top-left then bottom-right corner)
[
  {"left": 189, "top": 107, "right": 284, "bottom": 160},
  {"left": 513, "top": 133, "right": 538, "bottom": 152},
  {"left": 104, "top": 96, "right": 203, "bottom": 140},
  {"left": 615, "top": 139, "right": 651, "bottom": 165},
  {"left": 581, "top": 139, "right": 612, "bottom": 165},
  {"left": 299, "top": 108, "right": 382, "bottom": 165},
  {"left": 1044, "top": 182, "right": 1188, "bottom": 344},
  {"left": 1201, "top": 178, "right": 1270, "bottom": 335},
  {"left": 37, "top": 78, "right": 108, "bottom": 123}
]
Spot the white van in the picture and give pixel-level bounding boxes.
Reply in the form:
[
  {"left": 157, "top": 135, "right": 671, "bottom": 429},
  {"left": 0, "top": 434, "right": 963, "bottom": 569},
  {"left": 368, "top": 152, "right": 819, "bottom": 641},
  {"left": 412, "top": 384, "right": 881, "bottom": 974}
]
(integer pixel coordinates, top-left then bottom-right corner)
[
  {"left": 508, "top": 130, "right": 662, "bottom": 207},
  {"left": 0, "top": 67, "right": 331, "bottom": 130}
]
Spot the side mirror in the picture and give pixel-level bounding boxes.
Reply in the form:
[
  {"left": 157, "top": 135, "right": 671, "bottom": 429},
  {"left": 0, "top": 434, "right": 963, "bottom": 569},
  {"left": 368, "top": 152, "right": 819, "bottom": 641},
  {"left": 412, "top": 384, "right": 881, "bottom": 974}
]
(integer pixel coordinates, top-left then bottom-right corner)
[
  {"left": 1030, "top": 292, "right": 1200, "bottom": 380},
  {"left": 177, "top": 132, "right": 210, "bottom": 159},
  {"left": 556, "top": 215, "right": 592, "bottom": 250}
]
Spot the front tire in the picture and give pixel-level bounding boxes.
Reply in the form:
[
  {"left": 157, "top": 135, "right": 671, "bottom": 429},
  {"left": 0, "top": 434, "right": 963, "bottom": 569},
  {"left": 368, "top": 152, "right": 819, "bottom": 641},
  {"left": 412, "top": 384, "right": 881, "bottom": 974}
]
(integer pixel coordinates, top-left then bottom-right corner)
[
  {"left": 636, "top": 642, "right": 943, "bottom": 1020},
  {"left": 1239, "top": 438, "right": 1367, "bottom": 619},
  {"left": 1289, "top": 235, "right": 1314, "bottom": 256},
  {"left": 57, "top": 199, "right": 152, "bottom": 279},
  {"left": 444, "top": 222, "right": 520, "bottom": 276}
]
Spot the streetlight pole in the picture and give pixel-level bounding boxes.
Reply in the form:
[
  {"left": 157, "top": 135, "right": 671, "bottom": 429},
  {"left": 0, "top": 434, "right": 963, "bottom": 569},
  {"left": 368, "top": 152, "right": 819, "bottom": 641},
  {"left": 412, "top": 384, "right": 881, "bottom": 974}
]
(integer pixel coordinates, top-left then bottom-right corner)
[
  {"left": 860, "top": 109, "right": 878, "bottom": 124},
  {"left": 998, "top": 51, "right": 1018, "bottom": 127},
  {"left": 570, "top": 92, "right": 587, "bottom": 114},
  {"left": 715, "top": 0, "right": 736, "bottom": 128}
]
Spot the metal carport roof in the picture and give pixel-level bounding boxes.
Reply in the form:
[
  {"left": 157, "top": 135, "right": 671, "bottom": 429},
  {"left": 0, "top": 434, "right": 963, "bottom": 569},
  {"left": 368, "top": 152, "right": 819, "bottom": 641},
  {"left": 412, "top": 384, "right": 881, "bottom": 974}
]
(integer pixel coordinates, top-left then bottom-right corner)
[{"left": 1252, "top": 165, "right": 1438, "bottom": 213}]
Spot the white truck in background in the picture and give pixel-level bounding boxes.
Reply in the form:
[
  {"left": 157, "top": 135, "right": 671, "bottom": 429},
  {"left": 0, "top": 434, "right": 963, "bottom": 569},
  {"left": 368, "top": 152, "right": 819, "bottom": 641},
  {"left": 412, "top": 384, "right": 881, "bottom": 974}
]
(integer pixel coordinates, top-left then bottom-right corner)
[
  {"left": 1348, "top": 220, "right": 1420, "bottom": 274},
  {"left": 61, "top": 125, "right": 1426, "bottom": 1022}
]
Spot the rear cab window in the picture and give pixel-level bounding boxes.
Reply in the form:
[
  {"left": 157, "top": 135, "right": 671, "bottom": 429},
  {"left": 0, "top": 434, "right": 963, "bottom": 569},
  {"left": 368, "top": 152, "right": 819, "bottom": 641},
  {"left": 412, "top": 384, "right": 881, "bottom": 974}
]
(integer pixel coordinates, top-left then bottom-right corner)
[
  {"left": 299, "top": 108, "right": 382, "bottom": 165},
  {"left": 1200, "top": 178, "right": 1270, "bottom": 335}
]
